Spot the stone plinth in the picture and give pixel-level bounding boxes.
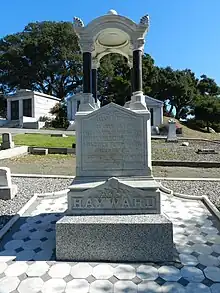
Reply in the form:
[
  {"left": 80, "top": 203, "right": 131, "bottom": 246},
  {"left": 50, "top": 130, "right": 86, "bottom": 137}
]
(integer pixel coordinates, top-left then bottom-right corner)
[
  {"left": 0, "top": 167, "right": 17, "bottom": 200},
  {"left": 166, "top": 120, "right": 178, "bottom": 142},
  {"left": 56, "top": 214, "right": 173, "bottom": 262}
]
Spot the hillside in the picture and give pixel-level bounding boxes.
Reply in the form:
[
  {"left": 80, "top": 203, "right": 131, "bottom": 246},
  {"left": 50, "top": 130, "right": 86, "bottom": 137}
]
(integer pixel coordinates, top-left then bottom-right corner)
[{"left": 162, "top": 116, "right": 220, "bottom": 140}]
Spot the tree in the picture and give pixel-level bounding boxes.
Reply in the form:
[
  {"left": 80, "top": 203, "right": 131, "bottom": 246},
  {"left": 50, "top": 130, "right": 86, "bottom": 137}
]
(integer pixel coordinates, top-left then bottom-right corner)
[
  {"left": 0, "top": 21, "right": 82, "bottom": 99},
  {"left": 193, "top": 95, "right": 220, "bottom": 132},
  {"left": 197, "top": 74, "right": 220, "bottom": 96},
  {"left": 150, "top": 67, "right": 198, "bottom": 119},
  {"left": 98, "top": 53, "right": 131, "bottom": 106}
]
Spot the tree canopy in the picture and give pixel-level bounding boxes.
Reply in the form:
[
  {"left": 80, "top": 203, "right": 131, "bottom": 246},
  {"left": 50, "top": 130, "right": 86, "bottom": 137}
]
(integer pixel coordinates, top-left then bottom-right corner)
[{"left": 0, "top": 20, "right": 220, "bottom": 131}]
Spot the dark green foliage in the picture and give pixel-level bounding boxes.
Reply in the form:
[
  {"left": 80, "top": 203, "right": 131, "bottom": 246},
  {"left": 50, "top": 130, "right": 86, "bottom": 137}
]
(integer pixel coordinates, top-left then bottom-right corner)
[
  {"left": 50, "top": 102, "right": 69, "bottom": 129},
  {"left": 0, "top": 21, "right": 82, "bottom": 99}
]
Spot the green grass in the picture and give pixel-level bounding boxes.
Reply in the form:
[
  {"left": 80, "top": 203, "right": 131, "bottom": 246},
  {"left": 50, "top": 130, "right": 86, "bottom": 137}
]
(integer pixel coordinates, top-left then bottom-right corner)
[{"left": 4, "top": 134, "right": 76, "bottom": 148}]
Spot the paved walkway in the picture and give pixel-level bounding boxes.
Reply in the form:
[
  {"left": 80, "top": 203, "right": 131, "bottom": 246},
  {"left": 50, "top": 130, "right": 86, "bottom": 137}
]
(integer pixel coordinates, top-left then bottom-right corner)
[{"left": 0, "top": 192, "right": 220, "bottom": 292}]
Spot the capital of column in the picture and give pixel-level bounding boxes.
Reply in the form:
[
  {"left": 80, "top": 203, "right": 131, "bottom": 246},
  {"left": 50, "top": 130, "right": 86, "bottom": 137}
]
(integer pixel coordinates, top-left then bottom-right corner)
[
  {"left": 132, "top": 38, "right": 145, "bottom": 53},
  {"left": 80, "top": 41, "right": 94, "bottom": 53}
]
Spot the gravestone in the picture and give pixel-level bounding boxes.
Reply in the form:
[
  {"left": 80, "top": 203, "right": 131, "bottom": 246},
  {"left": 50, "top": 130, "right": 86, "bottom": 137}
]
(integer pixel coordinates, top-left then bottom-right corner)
[
  {"left": 1, "top": 133, "right": 14, "bottom": 150},
  {"left": 0, "top": 167, "right": 17, "bottom": 200},
  {"left": 56, "top": 10, "right": 173, "bottom": 262},
  {"left": 166, "top": 119, "right": 178, "bottom": 142},
  {"left": 56, "top": 104, "right": 173, "bottom": 262}
]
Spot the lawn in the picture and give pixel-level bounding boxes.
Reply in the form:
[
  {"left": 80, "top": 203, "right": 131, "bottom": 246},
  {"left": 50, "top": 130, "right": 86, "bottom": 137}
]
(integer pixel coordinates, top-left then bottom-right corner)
[{"left": 1, "top": 134, "right": 76, "bottom": 148}]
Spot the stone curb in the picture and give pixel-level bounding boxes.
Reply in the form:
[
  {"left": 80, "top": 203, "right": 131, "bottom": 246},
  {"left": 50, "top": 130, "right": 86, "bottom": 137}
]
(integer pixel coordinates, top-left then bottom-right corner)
[
  {"left": 152, "top": 136, "right": 220, "bottom": 144},
  {"left": 0, "top": 194, "right": 37, "bottom": 240},
  {"left": 156, "top": 177, "right": 220, "bottom": 181},
  {"left": 159, "top": 183, "right": 220, "bottom": 221},
  {"left": 35, "top": 189, "right": 69, "bottom": 198},
  {"left": 0, "top": 146, "right": 28, "bottom": 160},
  {"left": 11, "top": 173, "right": 75, "bottom": 179},
  {"left": 153, "top": 160, "right": 220, "bottom": 168}
]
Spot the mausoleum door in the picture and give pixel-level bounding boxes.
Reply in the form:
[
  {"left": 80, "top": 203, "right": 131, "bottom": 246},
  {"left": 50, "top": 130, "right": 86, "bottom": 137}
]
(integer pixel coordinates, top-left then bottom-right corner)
[
  {"left": 11, "top": 100, "right": 19, "bottom": 120},
  {"left": 23, "top": 98, "right": 32, "bottom": 117}
]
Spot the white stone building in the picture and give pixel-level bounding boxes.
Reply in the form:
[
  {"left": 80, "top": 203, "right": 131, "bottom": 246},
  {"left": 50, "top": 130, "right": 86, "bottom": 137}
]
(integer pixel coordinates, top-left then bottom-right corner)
[
  {"left": 6, "top": 89, "right": 60, "bottom": 128},
  {"left": 67, "top": 94, "right": 163, "bottom": 129}
]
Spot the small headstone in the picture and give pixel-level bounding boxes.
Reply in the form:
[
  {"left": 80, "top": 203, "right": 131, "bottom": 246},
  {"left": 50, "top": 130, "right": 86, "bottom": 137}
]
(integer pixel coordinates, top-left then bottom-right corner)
[
  {"left": 182, "top": 142, "right": 189, "bottom": 147},
  {"left": 1, "top": 133, "right": 15, "bottom": 150},
  {"left": 0, "top": 167, "right": 17, "bottom": 200},
  {"left": 166, "top": 120, "right": 178, "bottom": 142}
]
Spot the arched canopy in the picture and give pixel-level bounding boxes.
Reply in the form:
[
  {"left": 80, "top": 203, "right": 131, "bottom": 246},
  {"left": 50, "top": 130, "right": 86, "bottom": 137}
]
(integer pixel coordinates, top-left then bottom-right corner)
[{"left": 73, "top": 10, "right": 149, "bottom": 68}]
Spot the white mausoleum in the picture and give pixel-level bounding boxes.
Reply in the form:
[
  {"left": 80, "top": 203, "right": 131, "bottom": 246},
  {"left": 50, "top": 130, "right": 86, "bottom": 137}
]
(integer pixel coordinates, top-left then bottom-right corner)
[
  {"left": 67, "top": 94, "right": 163, "bottom": 128},
  {"left": 6, "top": 89, "right": 60, "bottom": 128}
]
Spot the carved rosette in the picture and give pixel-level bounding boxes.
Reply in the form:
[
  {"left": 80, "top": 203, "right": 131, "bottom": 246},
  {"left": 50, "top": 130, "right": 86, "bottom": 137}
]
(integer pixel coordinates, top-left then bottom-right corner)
[
  {"left": 139, "top": 14, "right": 150, "bottom": 26},
  {"left": 73, "top": 16, "right": 84, "bottom": 28}
]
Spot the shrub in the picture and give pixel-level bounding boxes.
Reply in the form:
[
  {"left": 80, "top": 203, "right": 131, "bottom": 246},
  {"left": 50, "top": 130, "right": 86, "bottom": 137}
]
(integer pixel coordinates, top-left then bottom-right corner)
[{"left": 50, "top": 102, "right": 69, "bottom": 129}]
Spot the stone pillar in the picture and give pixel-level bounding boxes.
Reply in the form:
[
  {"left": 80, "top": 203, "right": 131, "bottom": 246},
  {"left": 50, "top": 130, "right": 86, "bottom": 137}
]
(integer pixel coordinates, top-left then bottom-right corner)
[
  {"left": 166, "top": 119, "right": 178, "bottom": 142},
  {"left": 7, "top": 100, "right": 11, "bottom": 121},
  {"left": 133, "top": 50, "right": 143, "bottom": 93},
  {"left": 78, "top": 43, "right": 96, "bottom": 112},
  {"left": 92, "top": 68, "right": 97, "bottom": 103},
  {"left": 130, "top": 38, "right": 147, "bottom": 110},
  {"left": 19, "top": 99, "right": 23, "bottom": 118},
  {"left": 83, "top": 52, "right": 92, "bottom": 94}
]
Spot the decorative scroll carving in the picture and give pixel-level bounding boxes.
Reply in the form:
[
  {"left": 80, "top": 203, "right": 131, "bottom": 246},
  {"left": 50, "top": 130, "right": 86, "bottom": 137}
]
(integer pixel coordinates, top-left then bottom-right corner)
[
  {"left": 73, "top": 16, "right": 84, "bottom": 27},
  {"left": 140, "top": 14, "right": 150, "bottom": 26}
]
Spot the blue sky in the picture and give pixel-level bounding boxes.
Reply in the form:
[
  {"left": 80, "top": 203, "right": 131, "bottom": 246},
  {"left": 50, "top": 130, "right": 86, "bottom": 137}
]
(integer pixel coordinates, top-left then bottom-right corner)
[{"left": 1, "top": 0, "right": 220, "bottom": 85}]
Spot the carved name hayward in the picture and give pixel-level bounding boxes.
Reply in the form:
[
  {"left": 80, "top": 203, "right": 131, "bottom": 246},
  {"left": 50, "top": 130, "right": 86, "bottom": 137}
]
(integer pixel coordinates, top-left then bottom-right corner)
[{"left": 68, "top": 178, "right": 160, "bottom": 215}]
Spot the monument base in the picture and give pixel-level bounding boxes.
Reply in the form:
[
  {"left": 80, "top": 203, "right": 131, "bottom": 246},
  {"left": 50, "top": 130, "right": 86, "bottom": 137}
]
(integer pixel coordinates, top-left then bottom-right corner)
[{"left": 56, "top": 214, "right": 173, "bottom": 262}]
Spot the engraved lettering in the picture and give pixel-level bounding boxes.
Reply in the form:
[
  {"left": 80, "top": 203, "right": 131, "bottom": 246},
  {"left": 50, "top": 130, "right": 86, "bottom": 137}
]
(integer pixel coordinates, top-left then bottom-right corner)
[{"left": 72, "top": 198, "right": 82, "bottom": 208}]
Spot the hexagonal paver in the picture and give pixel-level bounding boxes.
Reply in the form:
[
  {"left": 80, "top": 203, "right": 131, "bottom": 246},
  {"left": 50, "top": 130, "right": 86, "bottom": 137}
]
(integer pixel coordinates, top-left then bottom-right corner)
[
  {"left": 212, "top": 244, "right": 220, "bottom": 254},
  {"left": 0, "top": 276, "right": 20, "bottom": 293},
  {"left": 5, "top": 262, "right": 28, "bottom": 277},
  {"left": 0, "top": 262, "right": 7, "bottom": 274},
  {"left": 92, "top": 264, "right": 114, "bottom": 279},
  {"left": 198, "top": 254, "right": 220, "bottom": 267},
  {"left": 161, "top": 282, "right": 186, "bottom": 293},
  {"left": 114, "top": 280, "right": 137, "bottom": 293},
  {"left": 26, "top": 261, "right": 49, "bottom": 277},
  {"left": 204, "top": 266, "right": 220, "bottom": 282},
  {"left": 192, "top": 244, "right": 213, "bottom": 255},
  {"left": 158, "top": 266, "right": 181, "bottom": 282},
  {"left": 114, "top": 264, "right": 136, "bottom": 279},
  {"left": 185, "top": 283, "right": 211, "bottom": 293},
  {"left": 70, "top": 263, "right": 93, "bottom": 278},
  {"left": 180, "top": 266, "right": 204, "bottom": 282},
  {"left": 4, "top": 240, "right": 24, "bottom": 250},
  {"left": 65, "top": 279, "right": 89, "bottom": 293},
  {"left": 179, "top": 254, "right": 199, "bottom": 266},
  {"left": 138, "top": 281, "right": 161, "bottom": 293},
  {"left": 48, "top": 263, "right": 71, "bottom": 278},
  {"left": 136, "top": 265, "right": 158, "bottom": 280},
  {"left": 42, "top": 278, "right": 66, "bottom": 293},
  {"left": 211, "top": 283, "right": 220, "bottom": 293},
  {"left": 18, "top": 277, "right": 44, "bottom": 293}
]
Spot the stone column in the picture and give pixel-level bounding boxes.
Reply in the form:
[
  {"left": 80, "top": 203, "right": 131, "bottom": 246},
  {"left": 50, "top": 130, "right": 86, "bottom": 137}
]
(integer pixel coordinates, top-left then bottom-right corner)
[
  {"left": 7, "top": 100, "right": 11, "bottom": 121},
  {"left": 92, "top": 68, "right": 97, "bottom": 103},
  {"left": 133, "top": 50, "right": 143, "bottom": 93},
  {"left": 83, "top": 52, "right": 92, "bottom": 94},
  {"left": 19, "top": 99, "right": 23, "bottom": 118},
  {"left": 130, "top": 38, "right": 147, "bottom": 110},
  {"left": 79, "top": 42, "right": 96, "bottom": 112}
]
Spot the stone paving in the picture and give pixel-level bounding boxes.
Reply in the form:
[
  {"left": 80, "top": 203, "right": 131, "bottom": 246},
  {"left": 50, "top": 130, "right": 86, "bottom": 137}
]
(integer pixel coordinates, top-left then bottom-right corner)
[{"left": 0, "top": 192, "right": 220, "bottom": 292}]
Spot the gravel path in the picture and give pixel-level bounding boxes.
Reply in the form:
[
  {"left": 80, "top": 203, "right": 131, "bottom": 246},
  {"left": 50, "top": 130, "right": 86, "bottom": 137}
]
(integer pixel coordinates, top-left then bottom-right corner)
[
  {"left": 161, "top": 180, "right": 220, "bottom": 209},
  {"left": 0, "top": 177, "right": 72, "bottom": 230},
  {"left": 152, "top": 140, "right": 220, "bottom": 161}
]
